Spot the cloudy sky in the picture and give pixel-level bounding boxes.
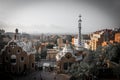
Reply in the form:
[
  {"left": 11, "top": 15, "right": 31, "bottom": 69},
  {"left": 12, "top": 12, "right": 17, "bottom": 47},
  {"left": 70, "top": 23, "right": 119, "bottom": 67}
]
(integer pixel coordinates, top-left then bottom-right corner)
[{"left": 0, "top": 0, "right": 120, "bottom": 34}]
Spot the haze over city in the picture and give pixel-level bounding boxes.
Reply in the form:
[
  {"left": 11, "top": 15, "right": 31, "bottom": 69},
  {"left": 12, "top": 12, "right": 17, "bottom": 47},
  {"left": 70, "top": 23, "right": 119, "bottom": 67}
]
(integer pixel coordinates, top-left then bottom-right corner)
[
  {"left": 0, "top": 0, "right": 120, "bottom": 34},
  {"left": 0, "top": 1, "right": 120, "bottom": 80}
]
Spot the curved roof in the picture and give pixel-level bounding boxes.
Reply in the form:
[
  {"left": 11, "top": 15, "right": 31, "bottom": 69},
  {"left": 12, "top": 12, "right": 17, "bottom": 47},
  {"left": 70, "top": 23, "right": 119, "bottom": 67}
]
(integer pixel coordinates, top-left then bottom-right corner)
[
  {"left": 62, "top": 44, "right": 73, "bottom": 54},
  {"left": 56, "top": 44, "right": 83, "bottom": 61},
  {"left": 1, "top": 40, "right": 36, "bottom": 55}
]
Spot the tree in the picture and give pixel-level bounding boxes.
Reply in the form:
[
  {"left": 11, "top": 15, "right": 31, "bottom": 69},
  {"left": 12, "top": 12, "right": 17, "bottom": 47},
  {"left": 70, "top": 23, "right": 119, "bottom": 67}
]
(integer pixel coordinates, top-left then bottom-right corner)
[
  {"left": 41, "top": 47, "right": 47, "bottom": 59},
  {"left": 35, "top": 53, "right": 41, "bottom": 62},
  {"left": 110, "top": 43, "right": 120, "bottom": 63},
  {"left": 69, "top": 62, "right": 90, "bottom": 80},
  {"left": 68, "top": 42, "right": 120, "bottom": 80},
  {"left": 46, "top": 44, "right": 54, "bottom": 49},
  {"left": 101, "top": 43, "right": 120, "bottom": 64}
]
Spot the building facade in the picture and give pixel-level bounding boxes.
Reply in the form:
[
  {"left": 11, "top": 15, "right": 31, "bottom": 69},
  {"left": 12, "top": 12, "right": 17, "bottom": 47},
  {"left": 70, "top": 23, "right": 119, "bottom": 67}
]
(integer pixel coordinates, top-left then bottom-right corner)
[
  {"left": 0, "top": 40, "right": 36, "bottom": 74},
  {"left": 57, "top": 37, "right": 64, "bottom": 49},
  {"left": 89, "top": 29, "right": 114, "bottom": 51},
  {"left": 0, "top": 29, "right": 36, "bottom": 74},
  {"left": 46, "top": 49, "right": 58, "bottom": 60},
  {"left": 115, "top": 33, "right": 120, "bottom": 43},
  {"left": 56, "top": 43, "right": 83, "bottom": 73}
]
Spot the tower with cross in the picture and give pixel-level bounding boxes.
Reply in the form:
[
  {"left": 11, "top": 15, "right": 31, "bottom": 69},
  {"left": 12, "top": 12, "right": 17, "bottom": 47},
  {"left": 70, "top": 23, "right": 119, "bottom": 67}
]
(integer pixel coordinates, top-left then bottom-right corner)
[{"left": 76, "top": 14, "right": 83, "bottom": 51}]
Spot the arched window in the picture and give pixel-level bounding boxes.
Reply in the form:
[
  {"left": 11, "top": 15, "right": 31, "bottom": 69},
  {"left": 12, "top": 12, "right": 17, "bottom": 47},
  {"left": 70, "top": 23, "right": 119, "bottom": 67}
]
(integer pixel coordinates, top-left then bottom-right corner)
[
  {"left": 7, "top": 49, "right": 11, "bottom": 54},
  {"left": 5, "top": 56, "right": 8, "bottom": 61},
  {"left": 10, "top": 42, "right": 16, "bottom": 48},
  {"left": 32, "top": 63, "right": 34, "bottom": 68},
  {"left": 18, "top": 50, "right": 20, "bottom": 53},
  {"left": 17, "top": 49, "right": 21, "bottom": 54},
  {"left": 20, "top": 57, "right": 24, "bottom": 62},
  {"left": 63, "top": 62, "right": 73, "bottom": 70},
  {"left": 11, "top": 55, "right": 16, "bottom": 65},
  {"left": 65, "top": 53, "right": 72, "bottom": 59}
]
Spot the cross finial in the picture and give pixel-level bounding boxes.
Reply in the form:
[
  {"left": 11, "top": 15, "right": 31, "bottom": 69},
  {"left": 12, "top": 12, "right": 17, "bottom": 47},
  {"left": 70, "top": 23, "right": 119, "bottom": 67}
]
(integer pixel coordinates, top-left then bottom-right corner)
[
  {"left": 79, "top": 14, "right": 81, "bottom": 18},
  {"left": 78, "top": 14, "right": 82, "bottom": 22}
]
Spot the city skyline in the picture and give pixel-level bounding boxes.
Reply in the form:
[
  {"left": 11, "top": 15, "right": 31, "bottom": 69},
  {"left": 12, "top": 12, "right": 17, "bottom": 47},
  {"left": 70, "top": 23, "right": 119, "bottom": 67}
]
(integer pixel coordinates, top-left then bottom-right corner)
[{"left": 0, "top": 0, "right": 120, "bottom": 34}]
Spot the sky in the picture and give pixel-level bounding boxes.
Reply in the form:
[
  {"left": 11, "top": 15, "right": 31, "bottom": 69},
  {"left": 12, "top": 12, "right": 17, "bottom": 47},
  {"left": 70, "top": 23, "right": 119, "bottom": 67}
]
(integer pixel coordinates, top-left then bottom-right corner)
[{"left": 0, "top": 0, "right": 120, "bottom": 34}]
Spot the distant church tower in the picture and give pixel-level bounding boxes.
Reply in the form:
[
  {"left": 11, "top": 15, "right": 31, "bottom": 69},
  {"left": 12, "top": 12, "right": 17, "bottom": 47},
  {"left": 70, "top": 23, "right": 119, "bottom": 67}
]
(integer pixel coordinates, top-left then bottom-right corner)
[
  {"left": 76, "top": 15, "right": 83, "bottom": 51},
  {"left": 14, "top": 28, "right": 19, "bottom": 40}
]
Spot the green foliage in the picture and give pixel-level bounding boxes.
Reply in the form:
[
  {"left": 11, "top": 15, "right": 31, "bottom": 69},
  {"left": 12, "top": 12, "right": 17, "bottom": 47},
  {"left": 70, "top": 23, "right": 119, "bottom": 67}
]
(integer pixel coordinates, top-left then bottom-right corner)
[
  {"left": 46, "top": 44, "right": 54, "bottom": 49},
  {"left": 110, "top": 43, "right": 120, "bottom": 63},
  {"left": 68, "top": 61, "right": 90, "bottom": 79},
  {"left": 35, "top": 53, "right": 41, "bottom": 61},
  {"left": 41, "top": 49, "right": 47, "bottom": 59},
  {"left": 69, "top": 43, "right": 120, "bottom": 79},
  {"left": 94, "top": 42, "right": 120, "bottom": 64}
]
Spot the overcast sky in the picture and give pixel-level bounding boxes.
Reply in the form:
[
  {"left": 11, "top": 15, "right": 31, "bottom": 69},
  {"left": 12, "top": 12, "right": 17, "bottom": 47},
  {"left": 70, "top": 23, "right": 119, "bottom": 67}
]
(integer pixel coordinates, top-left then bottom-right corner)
[{"left": 0, "top": 0, "right": 120, "bottom": 34}]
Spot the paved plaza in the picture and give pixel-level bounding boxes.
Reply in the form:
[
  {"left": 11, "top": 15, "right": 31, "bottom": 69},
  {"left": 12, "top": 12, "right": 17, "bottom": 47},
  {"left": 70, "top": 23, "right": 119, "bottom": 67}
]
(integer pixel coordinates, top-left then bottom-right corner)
[{"left": 14, "top": 71, "right": 70, "bottom": 80}]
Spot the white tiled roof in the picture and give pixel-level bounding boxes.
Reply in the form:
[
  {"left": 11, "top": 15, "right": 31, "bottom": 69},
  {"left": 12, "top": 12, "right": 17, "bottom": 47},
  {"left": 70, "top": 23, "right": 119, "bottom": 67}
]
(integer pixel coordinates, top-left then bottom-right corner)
[
  {"left": 56, "top": 44, "right": 83, "bottom": 61},
  {"left": 1, "top": 40, "right": 36, "bottom": 55}
]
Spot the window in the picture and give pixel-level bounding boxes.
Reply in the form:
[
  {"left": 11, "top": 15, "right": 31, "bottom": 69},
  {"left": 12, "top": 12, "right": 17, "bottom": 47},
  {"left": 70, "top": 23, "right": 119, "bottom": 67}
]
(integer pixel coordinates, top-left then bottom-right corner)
[
  {"left": 32, "top": 63, "right": 34, "bottom": 68},
  {"left": 21, "top": 57, "right": 24, "bottom": 62},
  {"left": 11, "top": 55, "right": 16, "bottom": 65},
  {"left": 12, "top": 66, "right": 15, "bottom": 72},
  {"left": 17, "top": 49, "right": 21, "bottom": 54},
  {"left": 63, "top": 62, "right": 73, "bottom": 70},
  {"left": 65, "top": 53, "right": 72, "bottom": 59},
  {"left": 5, "top": 56, "right": 8, "bottom": 61},
  {"left": 9, "top": 50, "right": 11, "bottom": 52},
  {"left": 11, "top": 59, "right": 16, "bottom": 63},
  {"left": 10, "top": 42, "right": 16, "bottom": 48},
  {"left": 19, "top": 67, "right": 21, "bottom": 72},
  {"left": 64, "top": 63, "right": 68, "bottom": 70},
  {"left": 18, "top": 50, "right": 20, "bottom": 53},
  {"left": 8, "top": 49, "right": 11, "bottom": 54}
]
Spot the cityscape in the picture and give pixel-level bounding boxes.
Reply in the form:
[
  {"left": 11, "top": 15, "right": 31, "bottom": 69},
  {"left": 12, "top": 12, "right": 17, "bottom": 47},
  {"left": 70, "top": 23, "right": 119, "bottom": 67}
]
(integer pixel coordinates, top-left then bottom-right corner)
[{"left": 0, "top": 0, "right": 120, "bottom": 80}]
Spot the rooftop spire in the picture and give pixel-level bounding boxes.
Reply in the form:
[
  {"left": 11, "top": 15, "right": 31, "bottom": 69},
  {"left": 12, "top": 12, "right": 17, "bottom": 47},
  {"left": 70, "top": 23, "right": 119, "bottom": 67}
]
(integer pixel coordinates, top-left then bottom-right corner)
[
  {"left": 14, "top": 28, "right": 19, "bottom": 40},
  {"left": 78, "top": 14, "right": 82, "bottom": 45},
  {"left": 78, "top": 14, "right": 82, "bottom": 22},
  {"left": 76, "top": 14, "right": 83, "bottom": 51}
]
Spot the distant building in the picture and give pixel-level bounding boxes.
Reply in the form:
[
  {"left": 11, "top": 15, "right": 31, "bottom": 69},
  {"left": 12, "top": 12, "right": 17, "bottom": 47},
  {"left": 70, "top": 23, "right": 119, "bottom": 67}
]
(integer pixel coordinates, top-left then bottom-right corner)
[
  {"left": 0, "top": 29, "right": 11, "bottom": 54},
  {"left": 89, "top": 29, "right": 114, "bottom": 50},
  {"left": 82, "top": 34, "right": 91, "bottom": 49},
  {"left": 89, "top": 33, "right": 101, "bottom": 50},
  {"left": 0, "top": 29, "right": 5, "bottom": 35},
  {"left": 115, "top": 33, "right": 120, "bottom": 43},
  {"left": 72, "top": 34, "right": 90, "bottom": 49},
  {"left": 46, "top": 48, "right": 58, "bottom": 60},
  {"left": 57, "top": 37, "right": 64, "bottom": 49},
  {"left": 102, "top": 40, "right": 114, "bottom": 47}
]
